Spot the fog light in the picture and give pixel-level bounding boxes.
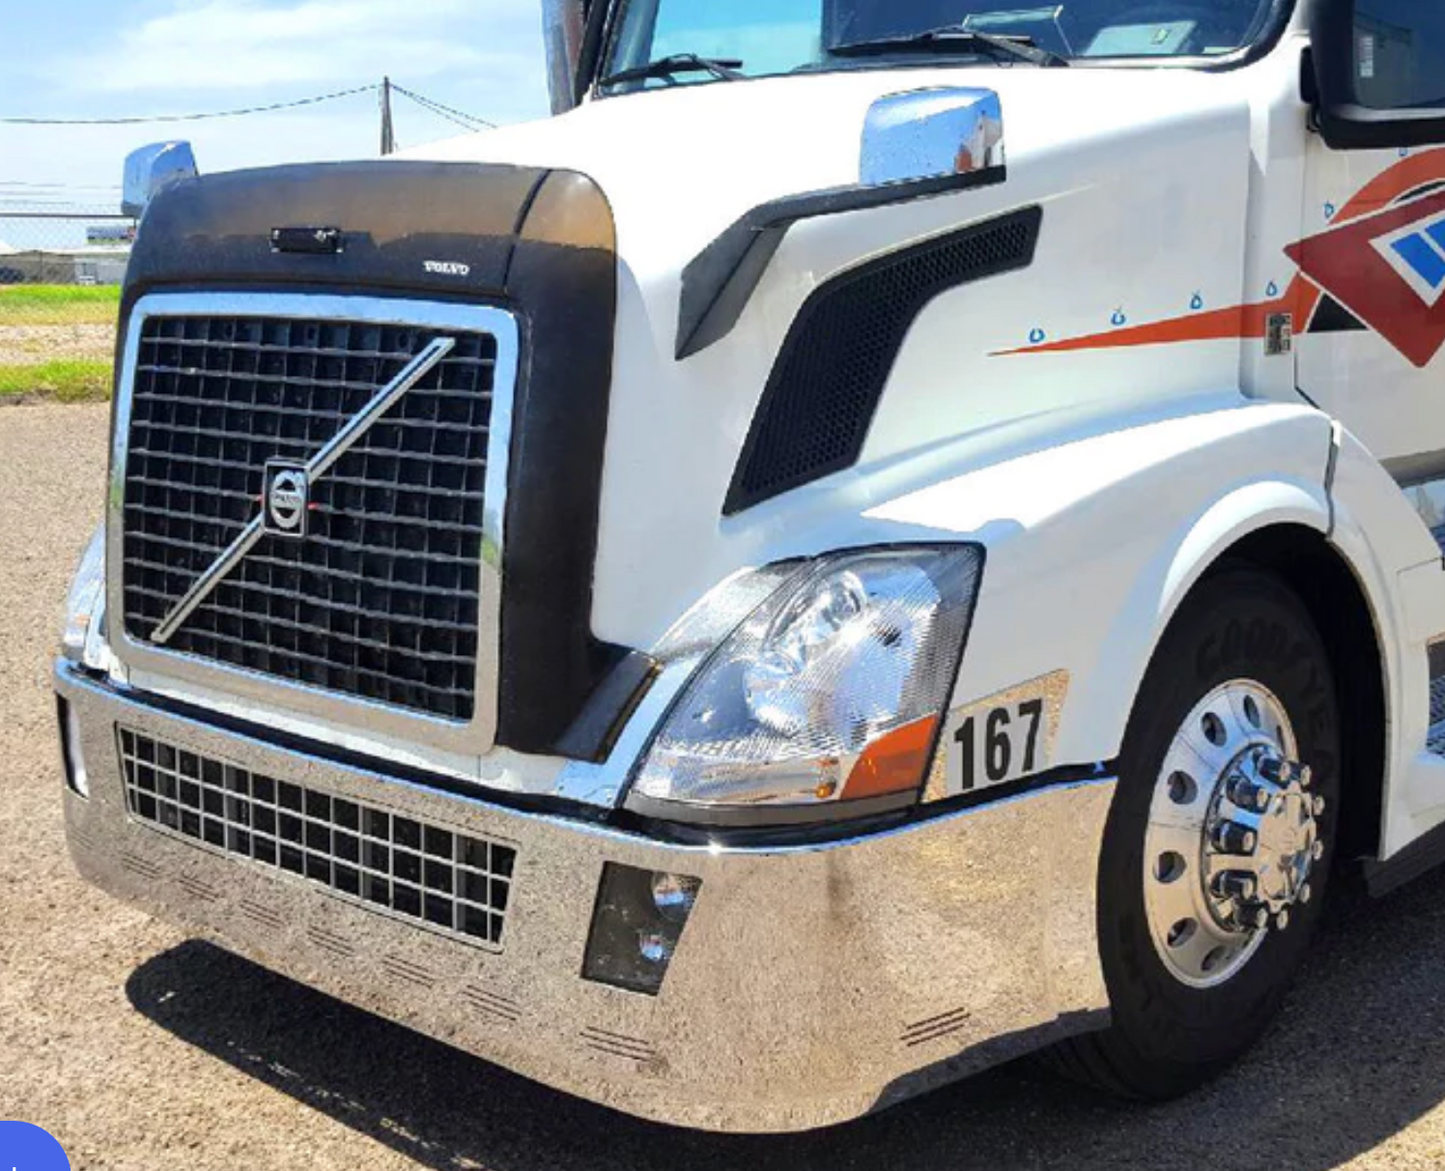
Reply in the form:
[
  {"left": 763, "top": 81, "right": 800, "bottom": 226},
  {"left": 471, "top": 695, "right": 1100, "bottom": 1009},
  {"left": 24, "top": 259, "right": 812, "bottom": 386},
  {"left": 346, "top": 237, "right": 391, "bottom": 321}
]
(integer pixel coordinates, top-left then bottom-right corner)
[
  {"left": 57, "top": 697, "right": 90, "bottom": 799},
  {"left": 651, "top": 872, "right": 701, "bottom": 922},
  {"left": 583, "top": 863, "right": 702, "bottom": 995}
]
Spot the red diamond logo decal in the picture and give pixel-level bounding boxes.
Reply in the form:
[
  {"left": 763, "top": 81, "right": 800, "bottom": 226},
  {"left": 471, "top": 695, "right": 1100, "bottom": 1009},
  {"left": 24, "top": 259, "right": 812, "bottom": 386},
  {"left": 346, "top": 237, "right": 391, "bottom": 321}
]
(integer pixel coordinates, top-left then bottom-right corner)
[{"left": 1286, "top": 188, "right": 1445, "bottom": 369}]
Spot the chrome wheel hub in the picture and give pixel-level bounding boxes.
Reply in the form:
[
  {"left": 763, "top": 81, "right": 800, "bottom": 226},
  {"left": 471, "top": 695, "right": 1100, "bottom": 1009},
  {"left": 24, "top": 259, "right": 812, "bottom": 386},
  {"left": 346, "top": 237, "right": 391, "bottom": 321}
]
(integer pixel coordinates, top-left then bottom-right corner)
[{"left": 1143, "top": 680, "right": 1322, "bottom": 988}]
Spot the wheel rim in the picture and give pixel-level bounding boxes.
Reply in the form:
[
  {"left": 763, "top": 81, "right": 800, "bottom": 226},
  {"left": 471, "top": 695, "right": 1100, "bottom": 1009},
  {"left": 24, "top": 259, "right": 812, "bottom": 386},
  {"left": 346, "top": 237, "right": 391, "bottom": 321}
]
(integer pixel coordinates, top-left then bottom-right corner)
[{"left": 1143, "top": 679, "right": 1323, "bottom": 989}]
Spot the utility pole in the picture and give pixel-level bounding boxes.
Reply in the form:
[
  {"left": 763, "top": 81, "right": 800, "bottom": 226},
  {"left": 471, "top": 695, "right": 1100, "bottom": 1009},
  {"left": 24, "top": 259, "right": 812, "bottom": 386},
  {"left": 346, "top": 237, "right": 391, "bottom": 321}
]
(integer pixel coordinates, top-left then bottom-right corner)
[{"left": 380, "top": 76, "right": 396, "bottom": 156}]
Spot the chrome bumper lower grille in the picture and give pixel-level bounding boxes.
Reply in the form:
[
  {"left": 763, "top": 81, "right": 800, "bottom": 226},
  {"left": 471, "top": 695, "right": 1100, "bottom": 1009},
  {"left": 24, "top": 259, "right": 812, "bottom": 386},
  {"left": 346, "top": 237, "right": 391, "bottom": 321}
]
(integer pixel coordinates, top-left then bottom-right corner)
[
  {"left": 120, "top": 311, "right": 497, "bottom": 721},
  {"left": 117, "top": 727, "right": 515, "bottom": 948}
]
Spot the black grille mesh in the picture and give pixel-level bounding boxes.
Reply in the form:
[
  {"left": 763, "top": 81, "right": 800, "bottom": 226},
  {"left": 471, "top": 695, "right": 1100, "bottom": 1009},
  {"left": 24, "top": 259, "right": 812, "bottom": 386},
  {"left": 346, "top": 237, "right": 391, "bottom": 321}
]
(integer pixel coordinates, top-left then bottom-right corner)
[
  {"left": 121, "top": 313, "right": 497, "bottom": 720},
  {"left": 118, "top": 728, "right": 515, "bottom": 947},
  {"left": 724, "top": 207, "right": 1042, "bottom": 514}
]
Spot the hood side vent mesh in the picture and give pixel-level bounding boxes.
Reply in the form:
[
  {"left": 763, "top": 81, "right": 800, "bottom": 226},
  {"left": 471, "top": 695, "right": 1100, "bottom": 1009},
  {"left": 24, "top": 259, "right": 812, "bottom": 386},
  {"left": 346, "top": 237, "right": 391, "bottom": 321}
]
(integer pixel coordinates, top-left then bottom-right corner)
[{"left": 723, "top": 206, "right": 1042, "bottom": 515}]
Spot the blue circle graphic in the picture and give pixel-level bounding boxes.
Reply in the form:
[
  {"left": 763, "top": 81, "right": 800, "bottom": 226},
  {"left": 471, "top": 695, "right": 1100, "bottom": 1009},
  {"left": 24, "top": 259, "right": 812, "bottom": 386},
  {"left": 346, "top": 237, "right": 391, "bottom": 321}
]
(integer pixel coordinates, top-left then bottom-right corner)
[{"left": 0, "top": 1122, "right": 71, "bottom": 1171}]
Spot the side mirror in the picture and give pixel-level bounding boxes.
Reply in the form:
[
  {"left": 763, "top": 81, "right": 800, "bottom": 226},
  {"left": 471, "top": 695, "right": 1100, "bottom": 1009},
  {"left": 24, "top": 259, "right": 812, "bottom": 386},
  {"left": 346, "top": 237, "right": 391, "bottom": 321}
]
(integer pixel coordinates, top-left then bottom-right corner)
[
  {"left": 860, "top": 89, "right": 1005, "bottom": 187},
  {"left": 1310, "top": 0, "right": 1445, "bottom": 150},
  {"left": 542, "top": 0, "right": 588, "bottom": 115},
  {"left": 121, "top": 141, "right": 199, "bottom": 219}
]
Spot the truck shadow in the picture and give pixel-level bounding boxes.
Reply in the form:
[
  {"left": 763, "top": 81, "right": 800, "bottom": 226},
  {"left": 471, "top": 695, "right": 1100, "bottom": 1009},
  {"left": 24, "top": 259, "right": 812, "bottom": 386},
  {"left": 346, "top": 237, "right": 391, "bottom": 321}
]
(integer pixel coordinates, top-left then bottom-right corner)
[{"left": 127, "top": 865, "right": 1445, "bottom": 1171}]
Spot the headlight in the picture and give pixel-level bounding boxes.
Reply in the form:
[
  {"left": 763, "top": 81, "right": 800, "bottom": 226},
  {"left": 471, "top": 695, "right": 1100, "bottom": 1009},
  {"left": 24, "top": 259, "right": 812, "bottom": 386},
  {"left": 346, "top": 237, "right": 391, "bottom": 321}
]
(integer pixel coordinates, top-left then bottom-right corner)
[
  {"left": 61, "top": 524, "right": 107, "bottom": 669},
  {"left": 628, "top": 546, "right": 982, "bottom": 823}
]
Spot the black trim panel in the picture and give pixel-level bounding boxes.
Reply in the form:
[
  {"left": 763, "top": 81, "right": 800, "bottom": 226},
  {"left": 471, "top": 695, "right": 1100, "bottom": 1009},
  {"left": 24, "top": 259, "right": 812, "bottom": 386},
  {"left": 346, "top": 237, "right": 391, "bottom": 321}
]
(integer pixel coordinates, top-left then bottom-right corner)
[
  {"left": 1364, "top": 817, "right": 1445, "bottom": 897},
  {"left": 676, "top": 166, "right": 1007, "bottom": 359},
  {"left": 502, "top": 171, "right": 630, "bottom": 754}
]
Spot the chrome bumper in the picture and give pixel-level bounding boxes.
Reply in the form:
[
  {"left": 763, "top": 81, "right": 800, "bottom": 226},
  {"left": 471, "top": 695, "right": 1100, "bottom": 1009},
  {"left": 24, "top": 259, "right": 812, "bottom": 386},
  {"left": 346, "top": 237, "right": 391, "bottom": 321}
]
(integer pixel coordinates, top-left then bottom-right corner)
[{"left": 56, "top": 664, "right": 1115, "bottom": 1133}]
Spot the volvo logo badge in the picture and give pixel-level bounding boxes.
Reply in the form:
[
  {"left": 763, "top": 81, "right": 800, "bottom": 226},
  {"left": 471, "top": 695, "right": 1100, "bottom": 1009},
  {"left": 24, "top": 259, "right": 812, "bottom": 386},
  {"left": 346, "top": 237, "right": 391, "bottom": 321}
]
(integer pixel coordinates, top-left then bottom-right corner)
[{"left": 263, "top": 461, "right": 310, "bottom": 537}]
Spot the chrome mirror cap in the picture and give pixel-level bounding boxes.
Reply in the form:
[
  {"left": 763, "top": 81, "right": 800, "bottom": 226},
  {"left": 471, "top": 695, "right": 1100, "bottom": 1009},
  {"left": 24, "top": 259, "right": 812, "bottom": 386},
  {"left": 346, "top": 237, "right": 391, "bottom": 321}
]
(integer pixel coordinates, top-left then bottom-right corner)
[
  {"left": 860, "top": 88, "right": 1005, "bottom": 187},
  {"left": 121, "top": 141, "right": 199, "bottom": 219},
  {"left": 542, "top": 0, "right": 587, "bottom": 114}
]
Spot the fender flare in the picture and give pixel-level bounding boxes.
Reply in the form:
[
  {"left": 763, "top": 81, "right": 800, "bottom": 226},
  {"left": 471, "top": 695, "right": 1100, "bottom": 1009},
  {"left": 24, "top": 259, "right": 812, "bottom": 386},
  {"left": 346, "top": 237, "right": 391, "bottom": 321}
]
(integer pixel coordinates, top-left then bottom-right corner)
[{"left": 1070, "top": 478, "right": 1333, "bottom": 763}]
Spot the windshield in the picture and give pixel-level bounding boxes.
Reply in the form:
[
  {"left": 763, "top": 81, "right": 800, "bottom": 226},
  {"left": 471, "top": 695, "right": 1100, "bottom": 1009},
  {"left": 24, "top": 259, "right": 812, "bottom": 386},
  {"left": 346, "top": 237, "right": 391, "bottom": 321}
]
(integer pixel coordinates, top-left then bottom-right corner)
[{"left": 600, "top": 1, "right": 1282, "bottom": 88}]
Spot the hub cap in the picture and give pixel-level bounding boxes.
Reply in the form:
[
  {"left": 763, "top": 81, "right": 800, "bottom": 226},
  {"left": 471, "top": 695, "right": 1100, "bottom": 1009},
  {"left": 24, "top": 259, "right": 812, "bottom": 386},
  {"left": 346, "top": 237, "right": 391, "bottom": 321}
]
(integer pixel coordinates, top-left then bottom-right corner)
[{"left": 1143, "top": 680, "right": 1322, "bottom": 988}]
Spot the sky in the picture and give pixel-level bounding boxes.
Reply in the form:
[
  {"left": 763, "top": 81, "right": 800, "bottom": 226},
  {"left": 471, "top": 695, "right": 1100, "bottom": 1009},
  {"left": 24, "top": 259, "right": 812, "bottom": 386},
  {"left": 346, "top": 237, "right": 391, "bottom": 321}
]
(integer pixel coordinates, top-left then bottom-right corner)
[{"left": 0, "top": 0, "right": 552, "bottom": 223}]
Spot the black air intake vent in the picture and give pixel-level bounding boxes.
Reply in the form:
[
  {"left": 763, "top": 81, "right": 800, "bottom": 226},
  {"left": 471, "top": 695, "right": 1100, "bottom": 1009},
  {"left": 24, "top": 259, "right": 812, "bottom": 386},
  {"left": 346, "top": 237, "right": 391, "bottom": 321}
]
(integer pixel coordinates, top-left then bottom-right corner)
[{"left": 724, "top": 206, "right": 1043, "bottom": 515}]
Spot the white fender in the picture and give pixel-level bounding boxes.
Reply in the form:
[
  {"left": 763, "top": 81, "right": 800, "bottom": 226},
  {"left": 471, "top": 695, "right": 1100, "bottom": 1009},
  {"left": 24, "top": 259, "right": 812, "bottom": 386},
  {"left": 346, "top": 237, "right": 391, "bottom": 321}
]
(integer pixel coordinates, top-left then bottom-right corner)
[{"left": 865, "top": 394, "right": 1335, "bottom": 771}]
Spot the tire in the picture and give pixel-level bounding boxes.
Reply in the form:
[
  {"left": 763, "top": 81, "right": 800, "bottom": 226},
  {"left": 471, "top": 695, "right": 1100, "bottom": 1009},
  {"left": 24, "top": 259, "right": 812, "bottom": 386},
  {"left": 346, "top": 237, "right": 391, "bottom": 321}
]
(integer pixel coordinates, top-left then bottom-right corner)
[{"left": 1049, "top": 567, "right": 1341, "bottom": 1098}]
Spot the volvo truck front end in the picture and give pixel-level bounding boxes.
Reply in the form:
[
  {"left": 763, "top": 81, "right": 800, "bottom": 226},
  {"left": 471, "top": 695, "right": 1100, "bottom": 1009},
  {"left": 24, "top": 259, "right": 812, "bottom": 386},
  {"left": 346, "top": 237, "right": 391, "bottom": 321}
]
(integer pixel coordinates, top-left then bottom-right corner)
[{"left": 57, "top": 0, "right": 1445, "bottom": 1131}]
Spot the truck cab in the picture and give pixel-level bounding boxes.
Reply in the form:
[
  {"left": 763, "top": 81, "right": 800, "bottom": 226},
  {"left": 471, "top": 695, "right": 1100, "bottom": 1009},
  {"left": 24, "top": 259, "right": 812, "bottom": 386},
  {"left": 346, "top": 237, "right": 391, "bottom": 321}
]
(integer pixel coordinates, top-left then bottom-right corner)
[{"left": 56, "top": 0, "right": 1445, "bottom": 1130}]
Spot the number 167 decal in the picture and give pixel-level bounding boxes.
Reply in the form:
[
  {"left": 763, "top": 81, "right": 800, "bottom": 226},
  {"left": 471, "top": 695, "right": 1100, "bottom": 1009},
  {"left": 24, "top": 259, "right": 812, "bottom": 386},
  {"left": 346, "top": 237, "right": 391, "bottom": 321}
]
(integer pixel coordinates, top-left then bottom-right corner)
[{"left": 925, "top": 671, "right": 1070, "bottom": 801}]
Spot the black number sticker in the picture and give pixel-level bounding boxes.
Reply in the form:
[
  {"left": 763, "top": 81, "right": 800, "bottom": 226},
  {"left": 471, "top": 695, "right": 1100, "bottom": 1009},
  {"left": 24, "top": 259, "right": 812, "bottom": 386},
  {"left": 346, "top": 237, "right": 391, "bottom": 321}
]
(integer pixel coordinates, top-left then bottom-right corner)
[
  {"left": 985, "top": 707, "right": 1011, "bottom": 782},
  {"left": 953, "top": 697, "right": 1049, "bottom": 792}
]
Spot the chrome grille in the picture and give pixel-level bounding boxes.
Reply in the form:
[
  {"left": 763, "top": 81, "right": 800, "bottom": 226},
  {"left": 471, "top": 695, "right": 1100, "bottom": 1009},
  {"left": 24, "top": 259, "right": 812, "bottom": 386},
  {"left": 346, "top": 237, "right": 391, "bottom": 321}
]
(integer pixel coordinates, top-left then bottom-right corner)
[
  {"left": 118, "top": 728, "right": 515, "bottom": 947},
  {"left": 120, "top": 311, "right": 497, "bottom": 721}
]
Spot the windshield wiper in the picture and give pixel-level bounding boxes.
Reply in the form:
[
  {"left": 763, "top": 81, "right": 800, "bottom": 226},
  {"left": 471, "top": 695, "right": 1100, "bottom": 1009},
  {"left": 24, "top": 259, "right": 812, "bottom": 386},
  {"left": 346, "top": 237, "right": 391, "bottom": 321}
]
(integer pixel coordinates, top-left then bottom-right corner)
[
  {"left": 599, "top": 53, "right": 744, "bottom": 88},
  {"left": 831, "top": 28, "right": 1068, "bottom": 68}
]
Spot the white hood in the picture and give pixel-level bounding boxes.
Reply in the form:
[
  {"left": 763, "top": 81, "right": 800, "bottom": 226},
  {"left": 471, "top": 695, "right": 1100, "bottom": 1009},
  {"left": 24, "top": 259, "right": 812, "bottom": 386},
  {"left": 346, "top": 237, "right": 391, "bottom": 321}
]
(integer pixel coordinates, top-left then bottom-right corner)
[{"left": 400, "top": 60, "right": 1275, "bottom": 654}]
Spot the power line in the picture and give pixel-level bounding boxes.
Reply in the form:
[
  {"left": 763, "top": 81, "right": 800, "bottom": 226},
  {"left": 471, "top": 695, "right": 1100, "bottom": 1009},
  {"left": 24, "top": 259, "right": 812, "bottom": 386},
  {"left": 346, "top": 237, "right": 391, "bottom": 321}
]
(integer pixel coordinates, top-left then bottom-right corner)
[
  {"left": 391, "top": 83, "right": 496, "bottom": 131},
  {"left": 0, "top": 84, "right": 379, "bottom": 126},
  {"left": 0, "top": 181, "right": 121, "bottom": 191}
]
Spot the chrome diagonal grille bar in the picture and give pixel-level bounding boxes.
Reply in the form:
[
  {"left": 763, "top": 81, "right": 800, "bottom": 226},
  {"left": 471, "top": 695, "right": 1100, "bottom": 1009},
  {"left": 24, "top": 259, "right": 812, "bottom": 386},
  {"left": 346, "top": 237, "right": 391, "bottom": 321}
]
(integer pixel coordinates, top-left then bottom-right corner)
[{"left": 150, "top": 335, "right": 457, "bottom": 646}]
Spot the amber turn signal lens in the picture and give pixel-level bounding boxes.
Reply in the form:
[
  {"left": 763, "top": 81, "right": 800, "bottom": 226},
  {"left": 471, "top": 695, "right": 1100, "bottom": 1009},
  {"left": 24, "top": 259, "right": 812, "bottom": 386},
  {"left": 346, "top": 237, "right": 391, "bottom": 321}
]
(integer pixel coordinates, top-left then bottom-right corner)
[{"left": 841, "top": 715, "right": 940, "bottom": 801}]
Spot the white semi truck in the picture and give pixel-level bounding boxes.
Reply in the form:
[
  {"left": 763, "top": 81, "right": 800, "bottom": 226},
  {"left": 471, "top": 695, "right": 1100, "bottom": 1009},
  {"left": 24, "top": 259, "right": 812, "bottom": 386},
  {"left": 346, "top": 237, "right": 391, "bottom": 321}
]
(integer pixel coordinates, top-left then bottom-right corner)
[{"left": 55, "top": 0, "right": 1445, "bottom": 1131}]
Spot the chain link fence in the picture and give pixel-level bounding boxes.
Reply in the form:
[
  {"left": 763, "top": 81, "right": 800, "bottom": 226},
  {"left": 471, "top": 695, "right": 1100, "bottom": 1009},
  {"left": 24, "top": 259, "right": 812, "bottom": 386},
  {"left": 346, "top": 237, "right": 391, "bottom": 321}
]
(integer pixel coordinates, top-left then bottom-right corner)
[{"left": 0, "top": 203, "right": 127, "bottom": 402}]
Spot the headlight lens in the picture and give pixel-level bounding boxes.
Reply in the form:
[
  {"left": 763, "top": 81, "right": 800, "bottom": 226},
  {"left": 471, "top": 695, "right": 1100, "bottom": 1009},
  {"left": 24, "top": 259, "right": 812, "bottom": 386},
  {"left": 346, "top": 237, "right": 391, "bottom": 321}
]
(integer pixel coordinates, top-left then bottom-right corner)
[
  {"left": 629, "top": 546, "right": 982, "bottom": 820},
  {"left": 61, "top": 524, "right": 106, "bottom": 668}
]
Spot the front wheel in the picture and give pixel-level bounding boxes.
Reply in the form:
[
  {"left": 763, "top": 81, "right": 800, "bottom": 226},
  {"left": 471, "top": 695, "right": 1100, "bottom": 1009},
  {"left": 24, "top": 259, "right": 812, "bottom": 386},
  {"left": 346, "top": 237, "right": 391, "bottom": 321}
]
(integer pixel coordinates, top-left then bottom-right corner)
[{"left": 1051, "top": 568, "right": 1340, "bottom": 1098}]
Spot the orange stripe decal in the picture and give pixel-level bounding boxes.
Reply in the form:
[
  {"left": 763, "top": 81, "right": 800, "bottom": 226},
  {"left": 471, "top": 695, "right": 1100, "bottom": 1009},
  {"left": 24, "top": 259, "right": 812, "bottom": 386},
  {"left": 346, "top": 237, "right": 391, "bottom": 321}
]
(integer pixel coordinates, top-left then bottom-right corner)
[{"left": 994, "top": 148, "right": 1445, "bottom": 360}]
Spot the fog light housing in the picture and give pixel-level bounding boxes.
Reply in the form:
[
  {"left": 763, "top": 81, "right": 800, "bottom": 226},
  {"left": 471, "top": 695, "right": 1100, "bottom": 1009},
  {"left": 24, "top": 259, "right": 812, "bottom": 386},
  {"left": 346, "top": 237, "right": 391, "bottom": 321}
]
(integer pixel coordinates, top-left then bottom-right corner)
[
  {"left": 582, "top": 863, "right": 702, "bottom": 995},
  {"left": 57, "top": 697, "right": 90, "bottom": 799}
]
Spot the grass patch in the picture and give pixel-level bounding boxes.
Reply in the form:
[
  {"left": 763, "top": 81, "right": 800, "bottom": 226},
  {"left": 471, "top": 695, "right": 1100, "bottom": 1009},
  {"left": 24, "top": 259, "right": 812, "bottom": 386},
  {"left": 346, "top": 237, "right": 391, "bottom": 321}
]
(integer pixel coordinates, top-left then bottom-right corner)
[
  {"left": 0, "top": 285, "right": 121, "bottom": 326},
  {"left": 0, "top": 360, "right": 113, "bottom": 402}
]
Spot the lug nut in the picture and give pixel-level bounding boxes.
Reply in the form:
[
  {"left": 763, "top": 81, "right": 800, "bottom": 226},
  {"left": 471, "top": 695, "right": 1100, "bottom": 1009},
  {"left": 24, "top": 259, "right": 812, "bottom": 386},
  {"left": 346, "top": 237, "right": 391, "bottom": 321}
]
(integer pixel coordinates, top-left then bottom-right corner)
[
  {"left": 1227, "top": 775, "right": 1271, "bottom": 812},
  {"left": 1299, "top": 882, "right": 1312, "bottom": 905},
  {"left": 1241, "top": 904, "right": 1270, "bottom": 930},
  {"left": 1212, "top": 870, "right": 1259, "bottom": 901},
  {"left": 1212, "top": 820, "right": 1259, "bottom": 854},
  {"left": 1276, "top": 908, "right": 1291, "bottom": 930},
  {"left": 1298, "top": 765, "right": 1314, "bottom": 790},
  {"left": 1311, "top": 794, "right": 1326, "bottom": 817},
  {"left": 1258, "top": 756, "right": 1294, "bottom": 784},
  {"left": 1312, "top": 840, "right": 1325, "bottom": 861}
]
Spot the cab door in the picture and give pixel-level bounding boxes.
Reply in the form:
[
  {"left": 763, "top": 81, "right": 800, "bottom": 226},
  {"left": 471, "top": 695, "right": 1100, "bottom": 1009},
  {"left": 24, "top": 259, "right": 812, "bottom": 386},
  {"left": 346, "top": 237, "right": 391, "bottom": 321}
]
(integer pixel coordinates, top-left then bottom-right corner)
[{"left": 1296, "top": 0, "right": 1445, "bottom": 477}]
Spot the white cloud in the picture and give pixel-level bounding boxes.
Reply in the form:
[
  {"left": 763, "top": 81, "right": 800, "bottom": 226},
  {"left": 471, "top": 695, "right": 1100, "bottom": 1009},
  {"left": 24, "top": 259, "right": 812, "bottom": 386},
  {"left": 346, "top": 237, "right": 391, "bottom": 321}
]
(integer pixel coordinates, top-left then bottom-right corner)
[{"left": 82, "top": 0, "right": 541, "bottom": 92}]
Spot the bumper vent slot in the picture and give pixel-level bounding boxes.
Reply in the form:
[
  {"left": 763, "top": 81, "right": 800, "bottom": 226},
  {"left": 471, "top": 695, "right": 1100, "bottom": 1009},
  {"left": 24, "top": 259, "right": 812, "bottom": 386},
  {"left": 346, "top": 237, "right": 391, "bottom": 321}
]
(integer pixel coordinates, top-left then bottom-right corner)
[
  {"left": 177, "top": 874, "right": 222, "bottom": 905},
  {"left": 724, "top": 206, "right": 1042, "bottom": 514},
  {"left": 382, "top": 955, "right": 438, "bottom": 990},
  {"left": 120, "top": 851, "right": 163, "bottom": 881},
  {"left": 120, "top": 311, "right": 497, "bottom": 721},
  {"left": 239, "top": 899, "right": 286, "bottom": 932},
  {"left": 579, "top": 1027, "right": 659, "bottom": 1065},
  {"left": 902, "top": 1006, "right": 973, "bottom": 1048},
  {"left": 118, "top": 728, "right": 515, "bottom": 949},
  {"left": 307, "top": 925, "right": 356, "bottom": 961},
  {"left": 462, "top": 984, "right": 522, "bottom": 1024}
]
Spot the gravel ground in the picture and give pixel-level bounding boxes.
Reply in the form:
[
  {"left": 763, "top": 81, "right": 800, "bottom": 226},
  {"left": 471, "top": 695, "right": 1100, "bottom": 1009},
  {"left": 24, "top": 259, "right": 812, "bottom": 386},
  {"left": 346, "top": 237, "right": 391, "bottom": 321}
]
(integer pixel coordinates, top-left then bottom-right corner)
[
  {"left": 7, "top": 403, "right": 1445, "bottom": 1170},
  {"left": 0, "top": 324, "right": 115, "bottom": 365}
]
